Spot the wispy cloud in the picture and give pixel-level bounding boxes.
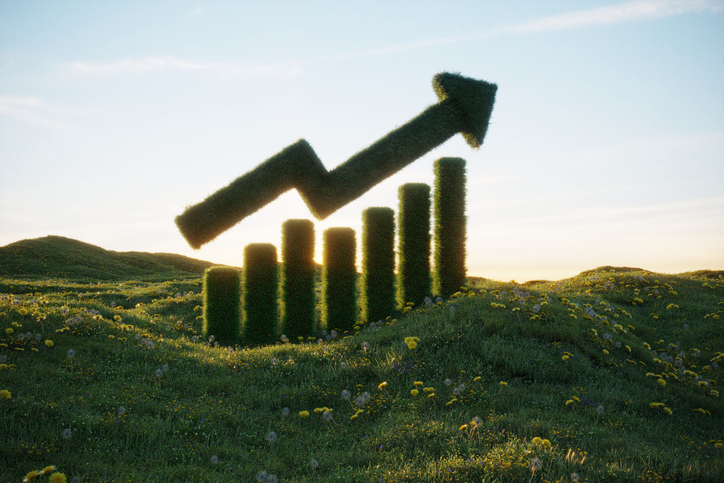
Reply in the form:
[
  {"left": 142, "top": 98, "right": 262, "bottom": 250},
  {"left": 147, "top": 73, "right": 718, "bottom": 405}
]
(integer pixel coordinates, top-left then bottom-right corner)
[
  {"left": 0, "top": 95, "right": 74, "bottom": 130},
  {"left": 334, "top": 0, "right": 723, "bottom": 59},
  {"left": 68, "top": 57, "right": 302, "bottom": 80},
  {"left": 496, "top": 0, "right": 721, "bottom": 35}
]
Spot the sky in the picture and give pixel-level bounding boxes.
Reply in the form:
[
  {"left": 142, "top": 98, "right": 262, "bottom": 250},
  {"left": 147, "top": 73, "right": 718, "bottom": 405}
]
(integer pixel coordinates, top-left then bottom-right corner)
[{"left": 0, "top": 0, "right": 723, "bottom": 282}]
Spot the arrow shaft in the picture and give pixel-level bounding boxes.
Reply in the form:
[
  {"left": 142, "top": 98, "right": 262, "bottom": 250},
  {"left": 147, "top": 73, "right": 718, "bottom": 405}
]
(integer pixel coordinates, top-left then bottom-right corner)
[{"left": 308, "top": 99, "right": 466, "bottom": 218}]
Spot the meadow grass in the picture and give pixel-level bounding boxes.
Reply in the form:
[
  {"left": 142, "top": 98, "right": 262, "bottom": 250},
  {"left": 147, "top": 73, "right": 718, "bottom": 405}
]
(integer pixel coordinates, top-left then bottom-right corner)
[{"left": 1, "top": 267, "right": 723, "bottom": 482}]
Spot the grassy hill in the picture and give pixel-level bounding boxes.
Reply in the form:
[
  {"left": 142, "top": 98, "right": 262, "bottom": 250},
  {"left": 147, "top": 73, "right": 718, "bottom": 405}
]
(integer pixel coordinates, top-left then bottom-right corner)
[
  {"left": 0, "top": 236, "right": 220, "bottom": 281},
  {"left": 0, "top": 258, "right": 723, "bottom": 481}
]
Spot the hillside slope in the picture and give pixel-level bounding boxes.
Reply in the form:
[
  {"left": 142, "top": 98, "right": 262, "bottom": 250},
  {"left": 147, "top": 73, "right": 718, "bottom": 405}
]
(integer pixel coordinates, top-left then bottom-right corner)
[{"left": 0, "top": 235, "right": 221, "bottom": 280}]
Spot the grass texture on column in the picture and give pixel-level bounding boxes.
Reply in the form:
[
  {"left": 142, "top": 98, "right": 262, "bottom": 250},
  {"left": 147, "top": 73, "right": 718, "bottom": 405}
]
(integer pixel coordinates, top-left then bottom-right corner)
[
  {"left": 433, "top": 157, "right": 467, "bottom": 298},
  {"left": 322, "top": 227, "right": 357, "bottom": 333},
  {"left": 360, "top": 207, "right": 396, "bottom": 323},
  {"left": 397, "top": 183, "right": 431, "bottom": 307},
  {"left": 202, "top": 266, "right": 241, "bottom": 346},
  {"left": 280, "top": 219, "right": 316, "bottom": 340},
  {"left": 242, "top": 243, "right": 278, "bottom": 346}
]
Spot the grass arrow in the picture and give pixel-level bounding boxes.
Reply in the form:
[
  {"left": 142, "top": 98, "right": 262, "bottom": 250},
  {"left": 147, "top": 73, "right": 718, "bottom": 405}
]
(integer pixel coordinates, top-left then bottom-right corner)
[{"left": 176, "top": 72, "right": 497, "bottom": 249}]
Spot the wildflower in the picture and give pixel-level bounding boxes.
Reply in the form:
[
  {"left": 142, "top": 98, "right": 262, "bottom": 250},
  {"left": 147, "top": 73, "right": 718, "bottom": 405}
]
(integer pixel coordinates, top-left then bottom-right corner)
[
  {"left": 562, "top": 355, "right": 570, "bottom": 361},
  {"left": 716, "top": 443, "right": 723, "bottom": 449},
  {"left": 444, "top": 378, "right": 453, "bottom": 386},
  {"left": 571, "top": 473, "right": 581, "bottom": 482},
  {"left": 340, "top": 389, "right": 351, "bottom": 401},
  {"left": 62, "top": 428, "right": 72, "bottom": 439},
  {"left": 49, "top": 473, "right": 67, "bottom": 483},
  {"left": 5, "top": 328, "right": 13, "bottom": 334},
  {"left": 542, "top": 439, "right": 551, "bottom": 448},
  {"left": 378, "top": 382, "right": 388, "bottom": 391},
  {"left": 361, "top": 341, "right": 370, "bottom": 352},
  {"left": 0, "top": 389, "right": 10, "bottom": 399},
  {"left": 712, "top": 390, "right": 719, "bottom": 397},
  {"left": 531, "top": 437, "right": 542, "bottom": 445},
  {"left": 210, "top": 455, "right": 219, "bottom": 465},
  {"left": 299, "top": 410, "right": 310, "bottom": 418},
  {"left": 602, "top": 350, "right": 609, "bottom": 355},
  {"left": 23, "top": 471, "right": 39, "bottom": 482},
  {"left": 663, "top": 407, "right": 673, "bottom": 415},
  {"left": 459, "top": 424, "right": 469, "bottom": 431},
  {"left": 566, "top": 400, "right": 575, "bottom": 406},
  {"left": 310, "top": 459, "right": 319, "bottom": 469},
  {"left": 0, "top": 364, "right": 6, "bottom": 370},
  {"left": 473, "top": 376, "right": 481, "bottom": 382},
  {"left": 266, "top": 431, "right": 277, "bottom": 444},
  {"left": 66, "top": 349, "right": 75, "bottom": 359},
  {"left": 470, "top": 416, "right": 482, "bottom": 428},
  {"left": 281, "top": 407, "right": 289, "bottom": 417},
  {"left": 657, "top": 378, "right": 666, "bottom": 387},
  {"left": 499, "top": 381, "right": 508, "bottom": 387},
  {"left": 413, "top": 381, "right": 423, "bottom": 386},
  {"left": 529, "top": 457, "right": 542, "bottom": 473},
  {"left": 322, "top": 410, "right": 334, "bottom": 423},
  {"left": 410, "top": 389, "right": 419, "bottom": 396}
]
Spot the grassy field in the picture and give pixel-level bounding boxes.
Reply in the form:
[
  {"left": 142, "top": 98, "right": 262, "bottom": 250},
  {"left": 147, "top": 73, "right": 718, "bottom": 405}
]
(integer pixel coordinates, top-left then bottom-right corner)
[{"left": 0, "top": 238, "right": 723, "bottom": 482}]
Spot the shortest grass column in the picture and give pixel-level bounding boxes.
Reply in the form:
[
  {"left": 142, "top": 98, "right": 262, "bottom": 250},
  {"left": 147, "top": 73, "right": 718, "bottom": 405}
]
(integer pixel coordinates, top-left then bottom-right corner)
[
  {"left": 242, "top": 243, "right": 279, "bottom": 346},
  {"left": 322, "top": 227, "right": 357, "bottom": 333},
  {"left": 202, "top": 266, "right": 241, "bottom": 346}
]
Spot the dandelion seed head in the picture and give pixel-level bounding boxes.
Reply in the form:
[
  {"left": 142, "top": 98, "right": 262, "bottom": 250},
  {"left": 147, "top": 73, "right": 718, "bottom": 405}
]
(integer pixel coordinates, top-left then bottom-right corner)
[
  {"left": 62, "top": 428, "right": 72, "bottom": 439},
  {"left": 210, "top": 455, "right": 219, "bottom": 465}
]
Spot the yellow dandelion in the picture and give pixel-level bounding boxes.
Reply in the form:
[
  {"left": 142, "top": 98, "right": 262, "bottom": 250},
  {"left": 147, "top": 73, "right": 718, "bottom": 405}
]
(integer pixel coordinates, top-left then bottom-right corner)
[
  {"left": 542, "top": 439, "right": 551, "bottom": 448},
  {"left": 299, "top": 410, "right": 310, "bottom": 418},
  {"left": 657, "top": 378, "right": 666, "bottom": 387},
  {"left": 663, "top": 407, "right": 673, "bottom": 415},
  {"left": 41, "top": 466, "right": 57, "bottom": 474},
  {"left": 0, "top": 389, "right": 10, "bottom": 399},
  {"left": 716, "top": 443, "right": 723, "bottom": 449},
  {"left": 378, "top": 381, "right": 388, "bottom": 390},
  {"left": 413, "top": 381, "right": 423, "bottom": 386},
  {"left": 44, "top": 340, "right": 54, "bottom": 348},
  {"left": 572, "top": 396, "right": 580, "bottom": 402},
  {"left": 5, "top": 328, "right": 12, "bottom": 335},
  {"left": 473, "top": 376, "right": 481, "bottom": 382},
  {"left": 410, "top": 389, "right": 419, "bottom": 396},
  {"left": 711, "top": 390, "right": 719, "bottom": 397},
  {"left": 532, "top": 437, "right": 542, "bottom": 445},
  {"left": 499, "top": 381, "right": 508, "bottom": 387},
  {"left": 23, "top": 470, "right": 39, "bottom": 482},
  {"left": 459, "top": 424, "right": 468, "bottom": 431},
  {"left": 566, "top": 399, "right": 574, "bottom": 405},
  {"left": 603, "top": 350, "right": 609, "bottom": 355},
  {"left": 562, "top": 355, "right": 570, "bottom": 361},
  {"left": 406, "top": 341, "right": 417, "bottom": 349},
  {"left": 48, "top": 473, "right": 67, "bottom": 483}
]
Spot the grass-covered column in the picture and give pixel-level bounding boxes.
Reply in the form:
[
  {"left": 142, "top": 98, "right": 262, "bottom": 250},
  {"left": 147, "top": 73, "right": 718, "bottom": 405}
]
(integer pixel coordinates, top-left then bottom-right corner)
[
  {"left": 280, "top": 219, "right": 316, "bottom": 340},
  {"left": 360, "top": 207, "right": 396, "bottom": 323},
  {"left": 433, "top": 157, "right": 467, "bottom": 298},
  {"left": 322, "top": 227, "right": 357, "bottom": 333},
  {"left": 202, "top": 266, "right": 241, "bottom": 346},
  {"left": 397, "top": 183, "right": 431, "bottom": 307},
  {"left": 242, "top": 243, "right": 278, "bottom": 346}
]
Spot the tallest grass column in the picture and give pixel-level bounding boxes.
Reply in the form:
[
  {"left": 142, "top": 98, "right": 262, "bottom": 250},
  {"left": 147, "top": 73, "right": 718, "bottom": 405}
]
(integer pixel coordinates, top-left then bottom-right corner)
[
  {"left": 433, "top": 157, "right": 467, "bottom": 298},
  {"left": 397, "top": 183, "right": 431, "bottom": 307}
]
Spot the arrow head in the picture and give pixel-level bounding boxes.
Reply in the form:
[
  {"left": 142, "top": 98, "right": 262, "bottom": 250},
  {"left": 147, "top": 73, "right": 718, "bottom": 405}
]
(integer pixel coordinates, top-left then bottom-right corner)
[{"left": 433, "top": 72, "right": 497, "bottom": 149}]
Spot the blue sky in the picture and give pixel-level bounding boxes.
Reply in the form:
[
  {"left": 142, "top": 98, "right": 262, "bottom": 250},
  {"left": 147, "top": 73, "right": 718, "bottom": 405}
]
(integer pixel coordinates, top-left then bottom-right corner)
[{"left": 1, "top": 0, "right": 722, "bottom": 282}]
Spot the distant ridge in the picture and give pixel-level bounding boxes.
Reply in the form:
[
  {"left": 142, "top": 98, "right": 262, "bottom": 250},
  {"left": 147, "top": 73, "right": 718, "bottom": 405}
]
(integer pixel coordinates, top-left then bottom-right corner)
[{"left": 0, "top": 235, "right": 223, "bottom": 280}]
